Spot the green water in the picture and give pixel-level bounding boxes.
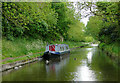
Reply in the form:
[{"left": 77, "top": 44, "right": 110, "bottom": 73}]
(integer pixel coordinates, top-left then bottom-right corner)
[{"left": 2, "top": 45, "right": 119, "bottom": 81}]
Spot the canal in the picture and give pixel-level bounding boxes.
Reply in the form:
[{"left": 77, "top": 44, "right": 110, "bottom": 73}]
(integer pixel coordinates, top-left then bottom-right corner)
[{"left": 2, "top": 44, "right": 119, "bottom": 81}]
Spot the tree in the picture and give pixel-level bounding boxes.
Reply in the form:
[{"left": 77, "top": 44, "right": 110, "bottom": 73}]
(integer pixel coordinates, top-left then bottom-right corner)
[
  {"left": 68, "top": 21, "right": 85, "bottom": 42},
  {"left": 85, "top": 2, "right": 119, "bottom": 44},
  {"left": 51, "top": 2, "right": 75, "bottom": 40},
  {"left": 2, "top": 2, "right": 58, "bottom": 40},
  {"left": 86, "top": 16, "right": 103, "bottom": 40}
]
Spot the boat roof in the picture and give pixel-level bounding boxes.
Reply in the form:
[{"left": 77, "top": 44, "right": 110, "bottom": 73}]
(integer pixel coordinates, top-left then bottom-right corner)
[{"left": 47, "top": 44, "right": 68, "bottom": 46}]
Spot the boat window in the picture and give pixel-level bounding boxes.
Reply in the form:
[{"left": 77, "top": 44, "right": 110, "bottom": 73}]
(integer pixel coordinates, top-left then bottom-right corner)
[
  {"left": 60, "top": 47, "right": 62, "bottom": 51},
  {"left": 66, "top": 46, "right": 68, "bottom": 50},
  {"left": 62, "top": 47, "right": 64, "bottom": 51}
]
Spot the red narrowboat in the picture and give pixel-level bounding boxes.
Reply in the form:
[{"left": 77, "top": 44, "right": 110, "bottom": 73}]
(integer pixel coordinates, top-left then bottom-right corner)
[{"left": 42, "top": 44, "right": 70, "bottom": 60}]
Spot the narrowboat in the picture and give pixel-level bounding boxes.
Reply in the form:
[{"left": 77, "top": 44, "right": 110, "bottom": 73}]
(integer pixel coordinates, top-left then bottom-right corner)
[{"left": 42, "top": 44, "right": 70, "bottom": 60}]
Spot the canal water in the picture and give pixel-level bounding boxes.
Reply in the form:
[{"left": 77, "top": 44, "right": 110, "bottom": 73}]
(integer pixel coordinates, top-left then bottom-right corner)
[{"left": 2, "top": 45, "right": 119, "bottom": 81}]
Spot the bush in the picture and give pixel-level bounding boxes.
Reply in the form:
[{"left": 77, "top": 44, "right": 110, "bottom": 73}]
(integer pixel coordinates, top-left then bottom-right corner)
[{"left": 99, "top": 42, "right": 105, "bottom": 48}]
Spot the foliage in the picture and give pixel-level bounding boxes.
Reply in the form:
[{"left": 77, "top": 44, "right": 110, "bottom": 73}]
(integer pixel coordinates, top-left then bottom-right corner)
[
  {"left": 51, "top": 2, "right": 75, "bottom": 40},
  {"left": 99, "top": 42, "right": 119, "bottom": 56},
  {"left": 86, "top": 2, "right": 119, "bottom": 44},
  {"left": 85, "top": 2, "right": 119, "bottom": 56},
  {"left": 84, "top": 36, "right": 94, "bottom": 42},
  {"left": 2, "top": 2, "right": 77, "bottom": 41},
  {"left": 68, "top": 21, "right": 86, "bottom": 42},
  {"left": 96, "top": 2, "right": 119, "bottom": 44},
  {"left": 86, "top": 16, "right": 103, "bottom": 40}
]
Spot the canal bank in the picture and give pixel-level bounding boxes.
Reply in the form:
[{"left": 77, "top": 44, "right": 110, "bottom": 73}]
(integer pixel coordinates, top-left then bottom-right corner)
[
  {"left": 1, "top": 44, "right": 89, "bottom": 72},
  {"left": 2, "top": 45, "right": 119, "bottom": 81},
  {"left": 98, "top": 43, "right": 119, "bottom": 65}
]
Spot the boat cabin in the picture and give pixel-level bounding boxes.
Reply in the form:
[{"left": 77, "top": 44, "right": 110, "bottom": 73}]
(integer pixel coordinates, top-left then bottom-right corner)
[{"left": 45, "top": 44, "right": 69, "bottom": 52}]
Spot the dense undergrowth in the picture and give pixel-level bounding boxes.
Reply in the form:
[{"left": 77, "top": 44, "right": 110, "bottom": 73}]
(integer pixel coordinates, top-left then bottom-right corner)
[{"left": 99, "top": 42, "right": 119, "bottom": 57}]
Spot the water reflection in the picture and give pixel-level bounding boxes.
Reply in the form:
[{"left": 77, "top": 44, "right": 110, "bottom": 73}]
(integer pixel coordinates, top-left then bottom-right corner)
[
  {"left": 74, "top": 66, "right": 96, "bottom": 81},
  {"left": 87, "top": 48, "right": 93, "bottom": 63},
  {"left": 73, "top": 47, "right": 96, "bottom": 81},
  {"left": 45, "top": 56, "right": 69, "bottom": 75}
]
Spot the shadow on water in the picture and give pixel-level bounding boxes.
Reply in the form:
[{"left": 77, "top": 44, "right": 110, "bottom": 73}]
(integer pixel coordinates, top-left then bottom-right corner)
[{"left": 2, "top": 44, "right": 119, "bottom": 81}]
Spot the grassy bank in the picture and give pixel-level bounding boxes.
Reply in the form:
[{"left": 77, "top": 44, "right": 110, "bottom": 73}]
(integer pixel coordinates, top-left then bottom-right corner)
[
  {"left": 2, "top": 38, "right": 87, "bottom": 64},
  {"left": 99, "top": 42, "right": 119, "bottom": 57},
  {"left": 2, "top": 38, "right": 47, "bottom": 64}
]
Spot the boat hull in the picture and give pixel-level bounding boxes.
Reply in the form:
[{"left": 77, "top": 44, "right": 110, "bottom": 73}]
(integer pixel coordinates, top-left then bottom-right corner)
[{"left": 42, "top": 51, "right": 70, "bottom": 60}]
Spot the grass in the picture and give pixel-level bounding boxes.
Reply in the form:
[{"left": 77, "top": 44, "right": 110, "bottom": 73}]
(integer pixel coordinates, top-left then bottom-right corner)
[
  {"left": 2, "top": 38, "right": 46, "bottom": 64},
  {"left": 99, "top": 42, "right": 119, "bottom": 57},
  {"left": 2, "top": 53, "right": 44, "bottom": 64},
  {"left": 2, "top": 38, "right": 87, "bottom": 64},
  {"left": 2, "top": 38, "right": 46, "bottom": 58}
]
